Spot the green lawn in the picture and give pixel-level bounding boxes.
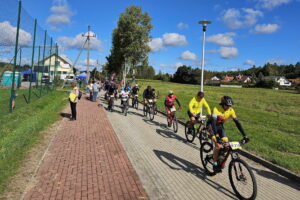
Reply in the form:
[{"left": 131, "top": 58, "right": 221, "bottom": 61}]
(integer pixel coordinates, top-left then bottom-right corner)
[
  {"left": 137, "top": 80, "right": 300, "bottom": 174},
  {"left": 0, "top": 90, "right": 67, "bottom": 193}
]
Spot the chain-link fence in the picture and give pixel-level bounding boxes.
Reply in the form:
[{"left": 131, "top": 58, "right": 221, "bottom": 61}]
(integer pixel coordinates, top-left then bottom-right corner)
[{"left": 0, "top": 0, "right": 59, "bottom": 116}]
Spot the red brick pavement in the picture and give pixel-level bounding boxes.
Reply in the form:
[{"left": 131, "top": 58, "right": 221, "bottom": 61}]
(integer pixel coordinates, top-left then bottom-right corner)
[{"left": 23, "top": 97, "right": 148, "bottom": 200}]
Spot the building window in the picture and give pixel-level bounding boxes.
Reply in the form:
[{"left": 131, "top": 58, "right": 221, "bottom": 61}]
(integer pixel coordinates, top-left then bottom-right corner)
[{"left": 63, "top": 71, "right": 67, "bottom": 74}]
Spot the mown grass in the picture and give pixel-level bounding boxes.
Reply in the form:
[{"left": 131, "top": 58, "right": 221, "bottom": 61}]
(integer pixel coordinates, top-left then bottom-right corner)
[
  {"left": 0, "top": 90, "right": 67, "bottom": 194},
  {"left": 137, "top": 80, "right": 300, "bottom": 174}
]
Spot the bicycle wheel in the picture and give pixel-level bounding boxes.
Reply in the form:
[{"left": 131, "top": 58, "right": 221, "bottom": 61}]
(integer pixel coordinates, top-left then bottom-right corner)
[
  {"left": 124, "top": 106, "right": 128, "bottom": 116},
  {"left": 135, "top": 100, "right": 138, "bottom": 109},
  {"left": 229, "top": 158, "right": 257, "bottom": 200},
  {"left": 199, "top": 127, "right": 210, "bottom": 144},
  {"left": 149, "top": 107, "right": 155, "bottom": 120},
  {"left": 143, "top": 106, "right": 147, "bottom": 116},
  {"left": 200, "top": 142, "right": 216, "bottom": 176},
  {"left": 173, "top": 115, "right": 178, "bottom": 133},
  {"left": 154, "top": 104, "right": 158, "bottom": 115},
  {"left": 184, "top": 121, "right": 196, "bottom": 143}
]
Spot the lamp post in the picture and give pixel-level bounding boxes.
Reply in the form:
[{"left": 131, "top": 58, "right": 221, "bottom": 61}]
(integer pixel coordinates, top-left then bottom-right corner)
[{"left": 198, "top": 20, "right": 211, "bottom": 92}]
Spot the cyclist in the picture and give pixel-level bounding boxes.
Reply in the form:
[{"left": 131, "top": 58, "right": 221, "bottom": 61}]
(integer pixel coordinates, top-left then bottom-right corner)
[
  {"left": 187, "top": 91, "right": 211, "bottom": 127},
  {"left": 107, "top": 82, "right": 117, "bottom": 104},
  {"left": 120, "top": 87, "right": 130, "bottom": 106},
  {"left": 131, "top": 84, "right": 139, "bottom": 107},
  {"left": 208, "top": 96, "right": 249, "bottom": 172},
  {"left": 143, "top": 85, "right": 156, "bottom": 105},
  {"left": 165, "top": 90, "right": 182, "bottom": 127}
]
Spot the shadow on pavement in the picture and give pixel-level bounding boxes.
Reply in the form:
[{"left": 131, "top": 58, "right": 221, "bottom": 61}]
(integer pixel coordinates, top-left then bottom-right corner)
[
  {"left": 155, "top": 128, "right": 199, "bottom": 151},
  {"left": 60, "top": 113, "right": 71, "bottom": 118},
  {"left": 127, "top": 110, "right": 144, "bottom": 117},
  {"left": 252, "top": 167, "right": 300, "bottom": 190},
  {"left": 153, "top": 150, "right": 238, "bottom": 199},
  {"left": 142, "top": 118, "right": 168, "bottom": 129}
]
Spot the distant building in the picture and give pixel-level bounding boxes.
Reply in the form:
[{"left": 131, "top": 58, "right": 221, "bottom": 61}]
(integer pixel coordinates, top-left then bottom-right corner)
[
  {"left": 236, "top": 74, "right": 251, "bottom": 83},
  {"left": 35, "top": 54, "right": 73, "bottom": 80},
  {"left": 265, "top": 76, "right": 291, "bottom": 86},
  {"left": 222, "top": 75, "right": 234, "bottom": 82},
  {"left": 288, "top": 78, "right": 300, "bottom": 85},
  {"left": 211, "top": 76, "right": 220, "bottom": 81}
]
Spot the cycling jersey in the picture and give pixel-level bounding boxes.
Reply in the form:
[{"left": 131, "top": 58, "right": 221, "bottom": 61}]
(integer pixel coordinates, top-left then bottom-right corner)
[
  {"left": 212, "top": 105, "right": 237, "bottom": 123},
  {"left": 188, "top": 97, "right": 211, "bottom": 115},
  {"left": 143, "top": 89, "right": 155, "bottom": 99},
  {"left": 132, "top": 87, "right": 139, "bottom": 95},
  {"left": 120, "top": 90, "right": 130, "bottom": 98},
  {"left": 164, "top": 95, "right": 181, "bottom": 107}
]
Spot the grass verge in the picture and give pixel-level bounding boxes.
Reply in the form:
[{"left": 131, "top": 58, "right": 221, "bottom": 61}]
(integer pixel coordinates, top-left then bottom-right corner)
[{"left": 0, "top": 90, "right": 67, "bottom": 194}]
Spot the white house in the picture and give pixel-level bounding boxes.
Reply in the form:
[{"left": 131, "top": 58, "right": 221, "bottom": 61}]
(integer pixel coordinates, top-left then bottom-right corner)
[
  {"left": 266, "top": 76, "right": 291, "bottom": 86},
  {"left": 211, "top": 76, "right": 220, "bottom": 81}
]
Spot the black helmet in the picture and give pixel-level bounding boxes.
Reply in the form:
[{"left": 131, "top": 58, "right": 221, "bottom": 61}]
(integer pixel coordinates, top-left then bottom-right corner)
[
  {"left": 147, "top": 85, "right": 152, "bottom": 90},
  {"left": 221, "top": 96, "right": 234, "bottom": 106},
  {"left": 197, "top": 91, "right": 204, "bottom": 98}
]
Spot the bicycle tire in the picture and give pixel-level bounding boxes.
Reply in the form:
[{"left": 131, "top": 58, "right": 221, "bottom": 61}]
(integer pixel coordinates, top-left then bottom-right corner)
[
  {"left": 200, "top": 142, "right": 216, "bottom": 176},
  {"left": 229, "top": 158, "right": 257, "bottom": 200},
  {"left": 149, "top": 107, "right": 154, "bottom": 120},
  {"left": 143, "top": 106, "right": 147, "bottom": 116},
  {"left": 184, "top": 121, "right": 196, "bottom": 143},
  {"left": 154, "top": 104, "right": 158, "bottom": 115},
  {"left": 135, "top": 100, "right": 138, "bottom": 109},
  {"left": 173, "top": 115, "right": 178, "bottom": 133}
]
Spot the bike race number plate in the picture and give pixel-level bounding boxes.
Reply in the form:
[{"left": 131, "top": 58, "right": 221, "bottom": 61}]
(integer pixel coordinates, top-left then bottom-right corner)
[
  {"left": 122, "top": 98, "right": 128, "bottom": 101},
  {"left": 148, "top": 99, "right": 153, "bottom": 103},
  {"left": 229, "top": 142, "right": 242, "bottom": 150},
  {"left": 170, "top": 107, "right": 176, "bottom": 112}
]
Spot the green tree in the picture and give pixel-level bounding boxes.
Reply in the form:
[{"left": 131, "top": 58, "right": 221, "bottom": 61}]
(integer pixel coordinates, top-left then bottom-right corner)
[{"left": 106, "top": 6, "right": 152, "bottom": 76}]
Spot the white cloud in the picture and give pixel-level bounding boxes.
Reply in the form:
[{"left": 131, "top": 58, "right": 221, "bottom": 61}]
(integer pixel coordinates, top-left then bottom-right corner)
[
  {"left": 175, "top": 62, "right": 184, "bottom": 68},
  {"left": 255, "top": 0, "right": 292, "bottom": 10},
  {"left": 206, "top": 32, "right": 236, "bottom": 46},
  {"left": 148, "top": 33, "right": 188, "bottom": 52},
  {"left": 221, "top": 8, "right": 263, "bottom": 29},
  {"left": 79, "top": 59, "right": 98, "bottom": 66},
  {"left": 46, "top": 0, "right": 74, "bottom": 31},
  {"left": 163, "top": 33, "right": 188, "bottom": 46},
  {"left": 254, "top": 24, "right": 280, "bottom": 34},
  {"left": 177, "top": 22, "right": 189, "bottom": 30},
  {"left": 58, "top": 32, "right": 102, "bottom": 50},
  {"left": 180, "top": 50, "right": 197, "bottom": 61},
  {"left": 220, "top": 47, "right": 238, "bottom": 59},
  {"left": 148, "top": 38, "right": 163, "bottom": 52},
  {"left": 244, "top": 59, "right": 256, "bottom": 65},
  {"left": 0, "top": 21, "right": 32, "bottom": 47}
]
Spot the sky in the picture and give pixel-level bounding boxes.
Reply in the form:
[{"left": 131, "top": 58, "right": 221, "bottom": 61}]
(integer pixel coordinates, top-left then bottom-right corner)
[{"left": 2, "top": 0, "right": 300, "bottom": 74}]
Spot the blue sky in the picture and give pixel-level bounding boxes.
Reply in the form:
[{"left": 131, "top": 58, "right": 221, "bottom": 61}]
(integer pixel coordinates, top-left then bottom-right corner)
[{"left": 16, "top": 0, "right": 300, "bottom": 73}]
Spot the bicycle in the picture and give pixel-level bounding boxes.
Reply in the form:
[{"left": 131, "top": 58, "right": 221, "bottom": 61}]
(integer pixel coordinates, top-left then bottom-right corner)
[
  {"left": 143, "top": 99, "right": 155, "bottom": 120},
  {"left": 132, "top": 94, "right": 139, "bottom": 109},
  {"left": 121, "top": 96, "right": 129, "bottom": 116},
  {"left": 184, "top": 116, "right": 209, "bottom": 143},
  {"left": 167, "top": 106, "right": 179, "bottom": 133},
  {"left": 200, "top": 139, "right": 257, "bottom": 200},
  {"left": 107, "top": 94, "right": 114, "bottom": 112}
]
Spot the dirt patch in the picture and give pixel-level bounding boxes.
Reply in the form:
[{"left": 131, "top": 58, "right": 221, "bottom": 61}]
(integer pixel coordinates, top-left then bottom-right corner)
[{"left": 0, "top": 109, "right": 68, "bottom": 200}]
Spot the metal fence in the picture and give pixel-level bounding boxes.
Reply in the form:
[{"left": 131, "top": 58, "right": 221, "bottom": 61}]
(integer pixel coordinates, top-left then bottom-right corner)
[{"left": 0, "top": 0, "right": 59, "bottom": 116}]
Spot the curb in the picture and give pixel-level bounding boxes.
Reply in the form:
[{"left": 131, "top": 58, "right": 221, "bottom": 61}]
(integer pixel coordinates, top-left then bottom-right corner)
[{"left": 140, "top": 101, "right": 300, "bottom": 184}]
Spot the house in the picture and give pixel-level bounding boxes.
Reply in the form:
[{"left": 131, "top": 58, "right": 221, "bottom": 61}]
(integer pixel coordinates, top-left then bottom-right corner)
[
  {"left": 288, "top": 78, "right": 300, "bottom": 85},
  {"left": 36, "top": 54, "right": 73, "bottom": 80},
  {"left": 211, "top": 76, "right": 220, "bottom": 81},
  {"left": 236, "top": 75, "right": 251, "bottom": 83},
  {"left": 265, "top": 76, "right": 291, "bottom": 86},
  {"left": 222, "top": 75, "right": 234, "bottom": 82}
]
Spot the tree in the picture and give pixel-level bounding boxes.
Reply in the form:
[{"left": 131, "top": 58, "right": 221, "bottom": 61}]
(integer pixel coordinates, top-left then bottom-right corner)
[{"left": 106, "top": 6, "right": 152, "bottom": 76}]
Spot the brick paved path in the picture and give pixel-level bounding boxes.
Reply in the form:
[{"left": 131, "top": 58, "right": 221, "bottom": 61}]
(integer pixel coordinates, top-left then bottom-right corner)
[
  {"left": 102, "top": 96, "right": 300, "bottom": 200},
  {"left": 23, "top": 97, "right": 148, "bottom": 200}
]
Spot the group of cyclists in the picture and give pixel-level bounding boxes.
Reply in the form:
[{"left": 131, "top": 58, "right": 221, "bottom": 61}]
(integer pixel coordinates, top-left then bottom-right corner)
[{"left": 103, "top": 80, "right": 249, "bottom": 173}]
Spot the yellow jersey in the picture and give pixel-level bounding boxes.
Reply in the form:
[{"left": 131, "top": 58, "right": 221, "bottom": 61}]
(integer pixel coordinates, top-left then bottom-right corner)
[
  {"left": 213, "top": 105, "right": 237, "bottom": 123},
  {"left": 188, "top": 97, "right": 211, "bottom": 115}
]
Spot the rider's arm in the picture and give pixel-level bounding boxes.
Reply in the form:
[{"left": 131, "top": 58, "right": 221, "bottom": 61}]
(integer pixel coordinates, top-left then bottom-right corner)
[
  {"left": 202, "top": 98, "right": 212, "bottom": 115},
  {"left": 210, "top": 113, "right": 218, "bottom": 139},
  {"left": 175, "top": 98, "right": 181, "bottom": 107},
  {"left": 188, "top": 98, "right": 195, "bottom": 113},
  {"left": 233, "top": 118, "right": 246, "bottom": 137},
  {"left": 143, "top": 90, "right": 146, "bottom": 99},
  {"left": 164, "top": 98, "right": 168, "bottom": 106}
]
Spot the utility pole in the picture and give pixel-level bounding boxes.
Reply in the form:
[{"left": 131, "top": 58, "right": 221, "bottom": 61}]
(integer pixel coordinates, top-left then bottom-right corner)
[{"left": 82, "top": 25, "right": 96, "bottom": 81}]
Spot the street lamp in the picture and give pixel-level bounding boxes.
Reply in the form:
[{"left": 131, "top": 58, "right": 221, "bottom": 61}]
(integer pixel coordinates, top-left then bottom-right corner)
[{"left": 199, "top": 20, "right": 211, "bottom": 92}]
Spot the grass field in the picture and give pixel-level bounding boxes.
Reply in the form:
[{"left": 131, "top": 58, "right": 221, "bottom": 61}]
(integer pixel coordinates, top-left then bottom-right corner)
[
  {"left": 0, "top": 89, "right": 67, "bottom": 193},
  {"left": 137, "top": 80, "right": 300, "bottom": 174}
]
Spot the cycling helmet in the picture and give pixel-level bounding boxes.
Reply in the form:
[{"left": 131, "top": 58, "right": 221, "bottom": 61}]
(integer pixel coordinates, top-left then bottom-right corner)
[
  {"left": 221, "top": 96, "right": 234, "bottom": 106},
  {"left": 169, "top": 90, "right": 174, "bottom": 95},
  {"left": 147, "top": 85, "right": 151, "bottom": 90},
  {"left": 197, "top": 91, "right": 204, "bottom": 98}
]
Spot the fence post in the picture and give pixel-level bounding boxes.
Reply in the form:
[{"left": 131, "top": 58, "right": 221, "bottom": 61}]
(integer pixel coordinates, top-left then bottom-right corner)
[
  {"left": 53, "top": 43, "right": 58, "bottom": 89},
  {"left": 36, "top": 46, "right": 40, "bottom": 89},
  {"left": 9, "top": 0, "right": 22, "bottom": 113},
  {"left": 28, "top": 19, "right": 37, "bottom": 103},
  {"left": 40, "top": 30, "right": 47, "bottom": 97},
  {"left": 48, "top": 37, "right": 53, "bottom": 92}
]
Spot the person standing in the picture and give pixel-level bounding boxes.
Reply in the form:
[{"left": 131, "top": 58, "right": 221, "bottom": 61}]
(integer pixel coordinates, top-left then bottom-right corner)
[
  {"left": 92, "top": 81, "right": 100, "bottom": 102},
  {"left": 69, "top": 82, "right": 79, "bottom": 121}
]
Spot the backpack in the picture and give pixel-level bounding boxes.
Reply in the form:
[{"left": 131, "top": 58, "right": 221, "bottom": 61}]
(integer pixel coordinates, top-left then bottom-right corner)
[{"left": 78, "top": 91, "right": 82, "bottom": 100}]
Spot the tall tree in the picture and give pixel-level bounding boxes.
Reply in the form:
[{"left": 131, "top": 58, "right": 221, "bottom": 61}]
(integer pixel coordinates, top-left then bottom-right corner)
[{"left": 106, "top": 6, "right": 152, "bottom": 76}]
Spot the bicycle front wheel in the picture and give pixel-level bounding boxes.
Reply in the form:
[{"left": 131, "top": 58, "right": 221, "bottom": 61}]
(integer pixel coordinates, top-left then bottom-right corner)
[
  {"left": 149, "top": 107, "right": 155, "bottom": 120},
  {"left": 143, "top": 106, "right": 147, "bottom": 116},
  {"left": 184, "top": 122, "right": 196, "bottom": 143},
  {"left": 200, "top": 142, "right": 216, "bottom": 176},
  {"left": 173, "top": 115, "right": 178, "bottom": 133},
  {"left": 229, "top": 158, "right": 257, "bottom": 200}
]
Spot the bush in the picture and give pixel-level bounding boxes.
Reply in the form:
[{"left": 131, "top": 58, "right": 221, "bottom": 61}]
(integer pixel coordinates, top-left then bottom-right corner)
[{"left": 256, "top": 79, "right": 279, "bottom": 88}]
